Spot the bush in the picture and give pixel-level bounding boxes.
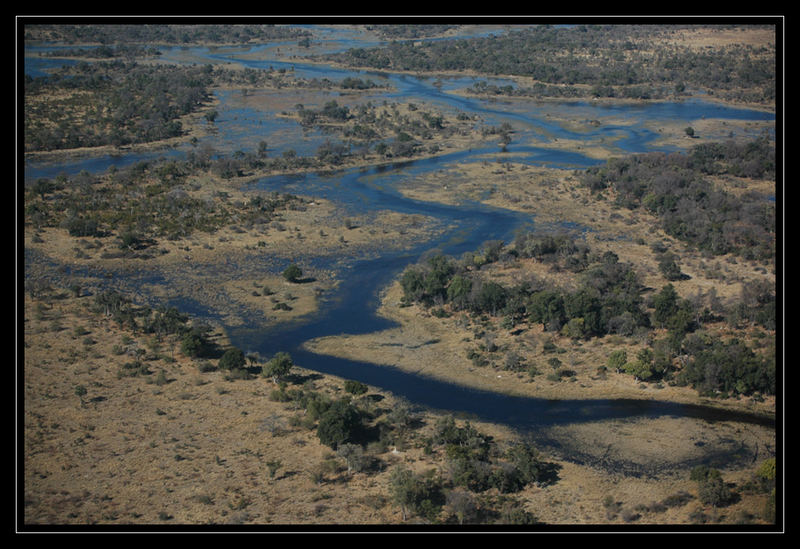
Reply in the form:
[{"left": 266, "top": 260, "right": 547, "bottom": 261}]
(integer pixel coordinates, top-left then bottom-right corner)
[
  {"left": 283, "top": 264, "right": 303, "bottom": 282},
  {"left": 262, "top": 352, "right": 294, "bottom": 382},
  {"left": 197, "top": 361, "right": 216, "bottom": 373},
  {"left": 344, "top": 379, "right": 369, "bottom": 395},
  {"left": 316, "top": 399, "right": 364, "bottom": 450},
  {"left": 218, "top": 347, "right": 246, "bottom": 371},
  {"left": 389, "top": 465, "right": 445, "bottom": 522},
  {"left": 607, "top": 349, "right": 627, "bottom": 372},
  {"left": 691, "top": 466, "right": 736, "bottom": 508}
]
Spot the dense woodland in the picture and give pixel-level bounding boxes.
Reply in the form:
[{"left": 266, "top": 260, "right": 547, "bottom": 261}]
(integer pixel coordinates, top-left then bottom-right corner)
[
  {"left": 579, "top": 138, "right": 776, "bottom": 261},
  {"left": 23, "top": 23, "right": 310, "bottom": 45},
  {"left": 24, "top": 62, "right": 214, "bottom": 151},
  {"left": 327, "top": 24, "right": 775, "bottom": 104}
]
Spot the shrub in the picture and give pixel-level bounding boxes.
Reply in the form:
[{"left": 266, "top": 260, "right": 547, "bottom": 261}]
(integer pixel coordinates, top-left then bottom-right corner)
[
  {"left": 344, "top": 379, "right": 369, "bottom": 396},
  {"left": 262, "top": 352, "right": 293, "bottom": 382},
  {"left": 316, "top": 399, "right": 364, "bottom": 450},
  {"left": 283, "top": 264, "right": 303, "bottom": 282},
  {"left": 389, "top": 465, "right": 445, "bottom": 522},
  {"left": 218, "top": 347, "right": 246, "bottom": 371},
  {"left": 607, "top": 349, "right": 627, "bottom": 372}
]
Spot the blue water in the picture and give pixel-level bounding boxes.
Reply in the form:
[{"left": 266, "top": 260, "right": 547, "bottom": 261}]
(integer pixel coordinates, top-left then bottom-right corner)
[{"left": 22, "top": 30, "right": 776, "bottom": 448}]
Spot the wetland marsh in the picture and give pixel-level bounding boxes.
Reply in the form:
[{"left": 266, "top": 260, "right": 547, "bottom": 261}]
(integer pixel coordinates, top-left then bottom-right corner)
[{"left": 22, "top": 22, "right": 779, "bottom": 528}]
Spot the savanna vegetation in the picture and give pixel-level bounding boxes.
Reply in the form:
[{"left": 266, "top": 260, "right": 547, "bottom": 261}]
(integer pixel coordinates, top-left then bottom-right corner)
[
  {"left": 22, "top": 280, "right": 778, "bottom": 525},
  {"left": 25, "top": 279, "right": 559, "bottom": 525},
  {"left": 398, "top": 137, "right": 776, "bottom": 399},
  {"left": 24, "top": 23, "right": 311, "bottom": 46},
  {"left": 22, "top": 22, "right": 779, "bottom": 528},
  {"left": 327, "top": 24, "right": 775, "bottom": 104},
  {"left": 579, "top": 137, "right": 776, "bottom": 261},
  {"left": 24, "top": 157, "right": 311, "bottom": 254},
  {"left": 24, "top": 62, "right": 214, "bottom": 151}
]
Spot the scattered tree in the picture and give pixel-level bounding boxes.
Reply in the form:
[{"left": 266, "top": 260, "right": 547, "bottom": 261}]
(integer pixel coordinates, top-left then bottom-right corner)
[
  {"left": 218, "top": 347, "right": 246, "bottom": 371},
  {"left": 316, "top": 399, "right": 364, "bottom": 450},
  {"left": 283, "top": 264, "right": 303, "bottom": 283},
  {"left": 337, "top": 443, "right": 368, "bottom": 473},
  {"left": 262, "top": 351, "right": 294, "bottom": 383}
]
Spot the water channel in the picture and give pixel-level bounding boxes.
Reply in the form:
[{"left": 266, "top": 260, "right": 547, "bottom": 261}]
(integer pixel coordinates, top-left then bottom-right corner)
[{"left": 23, "top": 28, "right": 777, "bottom": 473}]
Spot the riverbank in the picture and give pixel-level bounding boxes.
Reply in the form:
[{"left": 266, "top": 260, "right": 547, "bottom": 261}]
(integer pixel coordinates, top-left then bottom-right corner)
[{"left": 305, "top": 279, "right": 775, "bottom": 418}]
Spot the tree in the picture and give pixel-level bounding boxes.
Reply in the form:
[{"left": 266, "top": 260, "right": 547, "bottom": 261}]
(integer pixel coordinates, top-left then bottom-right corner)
[
  {"left": 652, "top": 284, "right": 679, "bottom": 327},
  {"left": 400, "top": 267, "right": 426, "bottom": 303},
  {"left": 181, "top": 328, "right": 210, "bottom": 358},
  {"left": 283, "top": 263, "right": 303, "bottom": 283},
  {"left": 389, "top": 465, "right": 417, "bottom": 521},
  {"left": 316, "top": 399, "right": 364, "bottom": 450},
  {"left": 446, "top": 274, "right": 472, "bottom": 310},
  {"left": 218, "top": 347, "right": 246, "bottom": 371},
  {"left": 472, "top": 281, "right": 507, "bottom": 316},
  {"left": 690, "top": 465, "right": 735, "bottom": 508},
  {"left": 607, "top": 349, "right": 628, "bottom": 373},
  {"left": 561, "top": 317, "right": 586, "bottom": 340},
  {"left": 337, "top": 443, "right": 367, "bottom": 473},
  {"left": 492, "top": 442, "right": 544, "bottom": 492},
  {"left": 625, "top": 348, "right": 654, "bottom": 381},
  {"left": 446, "top": 489, "right": 478, "bottom": 525},
  {"left": 262, "top": 351, "right": 294, "bottom": 383},
  {"left": 389, "top": 465, "right": 445, "bottom": 522}
]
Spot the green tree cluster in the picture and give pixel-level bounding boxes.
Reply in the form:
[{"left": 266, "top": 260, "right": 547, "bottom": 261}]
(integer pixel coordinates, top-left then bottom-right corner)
[
  {"left": 399, "top": 237, "right": 650, "bottom": 339},
  {"left": 678, "top": 334, "right": 775, "bottom": 397}
]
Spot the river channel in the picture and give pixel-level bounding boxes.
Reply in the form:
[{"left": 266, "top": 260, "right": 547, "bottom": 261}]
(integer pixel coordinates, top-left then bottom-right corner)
[{"left": 24, "top": 28, "right": 777, "bottom": 474}]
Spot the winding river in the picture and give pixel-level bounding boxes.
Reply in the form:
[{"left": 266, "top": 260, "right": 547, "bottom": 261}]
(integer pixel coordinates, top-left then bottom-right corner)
[{"left": 24, "top": 29, "right": 776, "bottom": 472}]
